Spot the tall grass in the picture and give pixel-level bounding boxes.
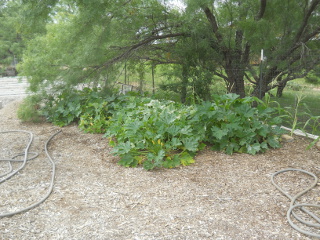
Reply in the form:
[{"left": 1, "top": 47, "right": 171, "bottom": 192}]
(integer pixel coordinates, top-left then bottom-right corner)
[{"left": 269, "top": 81, "right": 320, "bottom": 135}]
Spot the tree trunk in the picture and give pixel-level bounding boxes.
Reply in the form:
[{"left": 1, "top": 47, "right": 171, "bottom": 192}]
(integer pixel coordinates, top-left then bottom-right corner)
[
  {"left": 276, "top": 81, "right": 287, "bottom": 97},
  {"left": 251, "top": 66, "right": 280, "bottom": 99},
  {"left": 225, "top": 67, "right": 246, "bottom": 98},
  {"left": 224, "top": 29, "right": 246, "bottom": 98},
  {"left": 180, "top": 65, "right": 189, "bottom": 103}
]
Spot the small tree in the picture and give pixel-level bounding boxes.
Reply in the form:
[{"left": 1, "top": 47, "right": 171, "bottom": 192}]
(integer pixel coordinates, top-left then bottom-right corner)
[{"left": 0, "top": 1, "right": 24, "bottom": 74}]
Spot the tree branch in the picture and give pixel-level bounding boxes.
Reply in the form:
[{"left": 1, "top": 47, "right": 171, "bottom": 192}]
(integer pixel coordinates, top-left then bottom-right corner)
[
  {"left": 244, "top": 72, "right": 256, "bottom": 84},
  {"left": 241, "top": 43, "right": 251, "bottom": 65},
  {"left": 102, "top": 32, "right": 187, "bottom": 68},
  {"left": 201, "top": 6, "right": 223, "bottom": 42},
  {"left": 302, "top": 26, "right": 320, "bottom": 42},
  {"left": 139, "top": 56, "right": 180, "bottom": 65},
  {"left": 214, "top": 70, "right": 228, "bottom": 81},
  {"left": 255, "top": 0, "right": 267, "bottom": 20},
  {"left": 294, "top": 0, "right": 320, "bottom": 43}
]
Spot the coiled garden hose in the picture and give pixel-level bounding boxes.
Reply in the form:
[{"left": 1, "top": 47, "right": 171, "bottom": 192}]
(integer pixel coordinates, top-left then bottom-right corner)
[
  {"left": 271, "top": 168, "right": 320, "bottom": 238},
  {"left": 0, "top": 130, "right": 61, "bottom": 217}
]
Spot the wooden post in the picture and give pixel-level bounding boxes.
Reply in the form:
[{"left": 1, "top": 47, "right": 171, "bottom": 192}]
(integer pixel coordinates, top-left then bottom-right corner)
[
  {"left": 124, "top": 63, "right": 127, "bottom": 85},
  {"left": 152, "top": 64, "right": 155, "bottom": 95}
]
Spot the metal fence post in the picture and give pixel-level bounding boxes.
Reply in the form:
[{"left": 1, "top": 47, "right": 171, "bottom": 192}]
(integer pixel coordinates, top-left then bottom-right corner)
[{"left": 259, "top": 49, "right": 264, "bottom": 99}]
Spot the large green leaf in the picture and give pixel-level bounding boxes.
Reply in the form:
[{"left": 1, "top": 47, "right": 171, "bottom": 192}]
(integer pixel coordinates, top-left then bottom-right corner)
[
  {"left": 113, "top": 141, "right": 132, "bottom": 155},
  {"left": 181, "top": 137, "right": 199, "bottom": 152},
  {"left": 163, "top": 155, "right": 181, "bottom": 169},
  {"left": 267, "top": 136, "right": 281, "bottom": 149},
  {"left": 118, "top": 153, "right": 138, "bottom": 168},
  {"left": 211, "top": 126, "right": 229, "bottom": 140},
  {"left": 246, "top": 143, "right": 261, "bottom": 155},
  {"left": 167, "top": 125, "right": 182, "bottom": 136},
  {"left": 180, "top": 152, "right": 195, "bottom": 166}
]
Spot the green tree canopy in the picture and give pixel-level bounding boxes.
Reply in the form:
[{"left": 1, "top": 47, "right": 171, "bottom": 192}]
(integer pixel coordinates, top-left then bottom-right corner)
[
  {"left": 20, "top": 0, "right": 186, "bottom": 92},
  {"left": 0, "top": 1, "right": 24, "bottom": 74},
  {"left": 18, "top": 0, "right": 320, "bottom": 99},
  {"left": 185, "top": 0, "right": 320, "bottom": 98}
]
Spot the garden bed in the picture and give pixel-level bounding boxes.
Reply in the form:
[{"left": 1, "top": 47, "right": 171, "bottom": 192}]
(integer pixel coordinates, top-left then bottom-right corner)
[{"left": 0, "top": 100, "right": 320, "bottom": 239}]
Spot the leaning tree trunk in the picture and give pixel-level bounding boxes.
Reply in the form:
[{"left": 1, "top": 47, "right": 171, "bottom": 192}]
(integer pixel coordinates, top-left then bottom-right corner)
[
  {"left": 225, "top": 67, "right": 246, "bottom": 98},
  {"left": 276, "top": 76, "right": 286, "bottom": 97}
]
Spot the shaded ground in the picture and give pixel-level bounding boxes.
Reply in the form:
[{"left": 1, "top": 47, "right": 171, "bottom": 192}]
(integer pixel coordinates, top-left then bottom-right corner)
[{"left": 0, "top": 98, "right": 320, "bottom": 239}]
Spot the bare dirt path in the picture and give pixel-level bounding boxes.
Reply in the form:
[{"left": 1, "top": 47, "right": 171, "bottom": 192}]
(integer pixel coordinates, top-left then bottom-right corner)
[
  {"left": 0, "top": 77, "right": 28, "bottom": 109},
  {"left": 0, "top": 89, "right": 320, "bottom": 239}
]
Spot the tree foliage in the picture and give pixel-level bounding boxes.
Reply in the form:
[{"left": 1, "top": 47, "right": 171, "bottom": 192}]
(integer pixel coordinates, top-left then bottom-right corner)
[
  {"left": 17, "top": 0, "right": 320, "bottom": 99},
  {"left": 0, "top": 1, "right": 24, "bottom": 74},
  {"left": 185, "top": 0, "right": 320, "bottom": 98},
  {"left": 20, "top": 0, "right": 184, "bottom": 94}
]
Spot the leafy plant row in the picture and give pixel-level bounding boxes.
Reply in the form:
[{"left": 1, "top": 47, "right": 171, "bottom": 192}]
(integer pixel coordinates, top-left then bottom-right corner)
[{"left": 41, "top": 89, "right": 284, "bottom": 170}]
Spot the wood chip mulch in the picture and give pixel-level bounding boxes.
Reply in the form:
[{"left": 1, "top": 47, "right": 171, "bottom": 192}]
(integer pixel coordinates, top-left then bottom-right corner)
[{"left": 1, "top": 100, "right": 320, "bottom": 240}]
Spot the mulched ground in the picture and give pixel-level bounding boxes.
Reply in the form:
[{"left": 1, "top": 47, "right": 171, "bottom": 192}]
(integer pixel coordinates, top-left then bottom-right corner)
[{"left": 1, "top": 100, "right": 320, "bottom": 239}]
